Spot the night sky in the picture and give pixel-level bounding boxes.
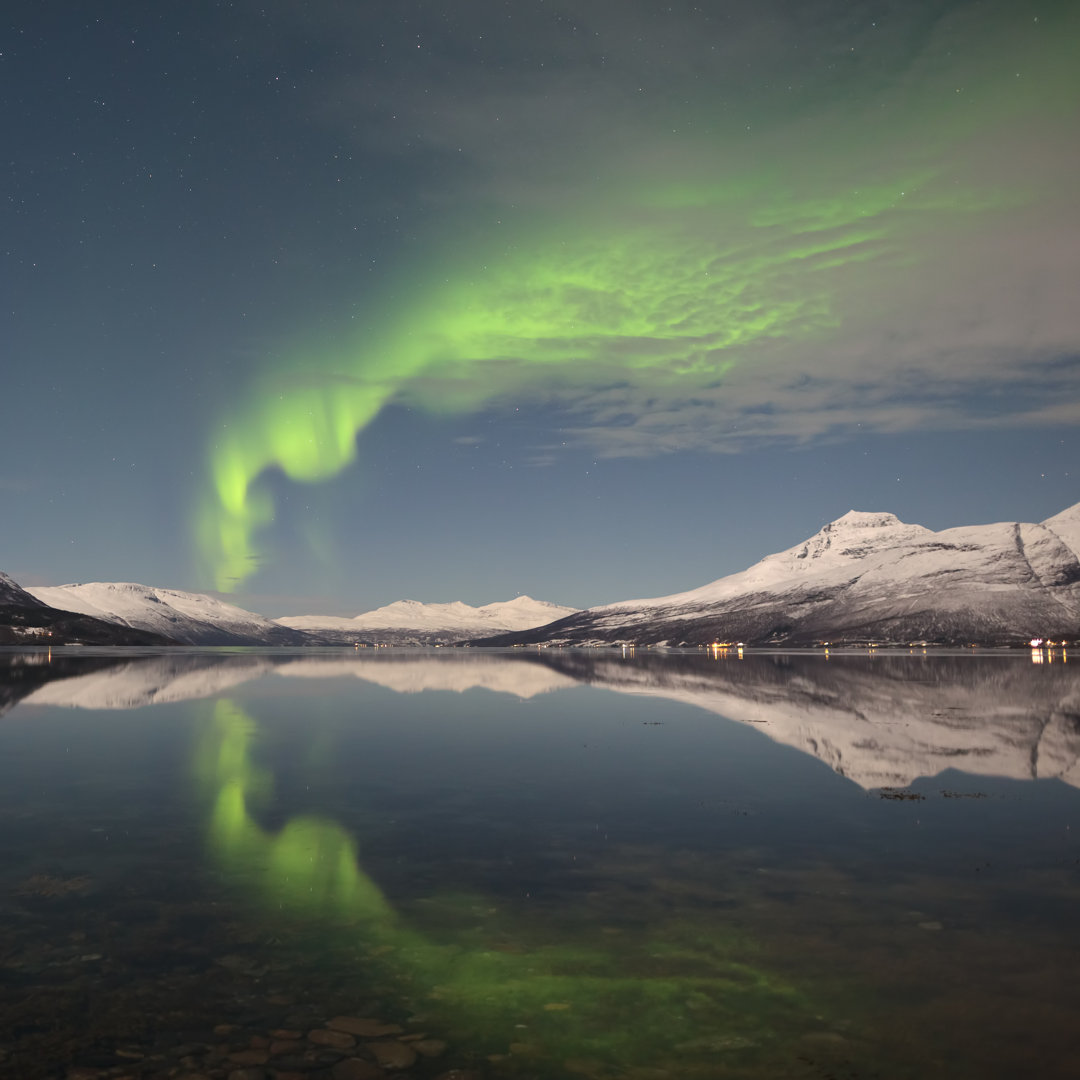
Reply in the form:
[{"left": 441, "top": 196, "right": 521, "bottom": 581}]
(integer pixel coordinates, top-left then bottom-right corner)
[{"left": 4, "top": 1, "right": 1079, "bottom": 616}]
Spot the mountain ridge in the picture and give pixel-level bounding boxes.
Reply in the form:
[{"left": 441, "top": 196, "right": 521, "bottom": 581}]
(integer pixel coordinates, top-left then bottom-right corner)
[
  {"left": 5, "top": 501, "right": 1080, "bottom": 647},
  {"left": 478, "top": 502, "right": 1080, "bottom": 647},
  {"left": 25, "top": 581, "right": 310, "bottom": 646},
  {"left": 6, "top": 575, "right": 577, "bottom": 646},
  {"left": 278, "top": 594, "right": 578, "bottom": 644},
  {"left": 0, "top": 572, "right": 171, "bottom": 646}
]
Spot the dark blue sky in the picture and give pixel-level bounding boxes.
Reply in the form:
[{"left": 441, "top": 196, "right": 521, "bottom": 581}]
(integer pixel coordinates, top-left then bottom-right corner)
[{"left": 3, "top": 1, "right": 1078, "bottom": 615}]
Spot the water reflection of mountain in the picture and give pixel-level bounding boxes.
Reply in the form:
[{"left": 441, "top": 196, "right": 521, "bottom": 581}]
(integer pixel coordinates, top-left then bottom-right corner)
[
  {"left": 5, "top": 648, "right": 1079, "bottom": 789},
  {"left": 3, "top": 652, "right": 276, "bottom": 713},
  {"left": 527, "top": 651, "right": 1080, "bottom": 789},
  {"left": 0, "top": 651, "right": 134, "bottom": 716},
  {"left": 271, "top": 655, "right": 578, "bottom": 698}
]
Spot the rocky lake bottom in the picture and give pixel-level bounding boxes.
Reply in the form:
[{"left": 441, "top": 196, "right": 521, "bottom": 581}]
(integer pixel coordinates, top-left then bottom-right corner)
[{"left": 1, "top": 647, "right": 1079, "bottom": 1079}]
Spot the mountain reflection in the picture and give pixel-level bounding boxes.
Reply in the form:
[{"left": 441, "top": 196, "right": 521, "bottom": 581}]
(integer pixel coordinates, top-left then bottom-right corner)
[{"left": 5, "top": 648, "right": 1080, "bottom": 788}]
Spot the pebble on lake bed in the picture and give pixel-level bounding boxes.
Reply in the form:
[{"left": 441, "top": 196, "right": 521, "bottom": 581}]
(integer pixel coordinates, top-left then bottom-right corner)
[
  {"left": 309, "top": 1028, "right": 358, "bottom": 1049},
  {"left": 269, "top": 1039, "right": 304, "bottom": 1055},
  {"left": 412, "top": 1038, "right": 448, "bottom": 1057},
  {"left": 368, "top": 1040, "right": 418, "bottom": 1069}
]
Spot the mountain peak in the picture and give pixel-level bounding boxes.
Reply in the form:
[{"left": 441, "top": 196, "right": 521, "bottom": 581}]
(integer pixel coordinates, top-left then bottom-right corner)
[
  {"left": 0, "top": 571, "right": 47, "bottom": 608},
  {"left": 827, "top": 510, "right": 907, "bottom": 530}
]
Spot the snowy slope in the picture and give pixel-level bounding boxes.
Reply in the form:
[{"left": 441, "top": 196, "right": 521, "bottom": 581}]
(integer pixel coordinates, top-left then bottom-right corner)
[
  {"left": 26, "top": 581, "right": 310, "bottom": 646},
  {"left": 279, "top": 595, "right": 578, "bottom": 644},
  {"left": 483, "top": 503, "right": 1080, "bottom": 647},
  {"left": 1, "top": 572, "right": 170, "bottom": 646}
]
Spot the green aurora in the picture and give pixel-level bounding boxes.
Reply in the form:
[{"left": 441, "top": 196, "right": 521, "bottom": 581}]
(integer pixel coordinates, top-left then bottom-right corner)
[
  {"left": 195, "top": 3, "right": 1078, "bottom": 591},
  {"left": 196, "top": 169, "right": 981, "bottom": 590}
]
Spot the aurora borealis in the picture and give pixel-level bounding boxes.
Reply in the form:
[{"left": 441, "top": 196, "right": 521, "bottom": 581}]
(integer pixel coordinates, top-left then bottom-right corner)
[
  {"left": 5, "top": 1, "right": 1079, "bottom": 608},
  {"left": 199, "top": 166, "right": 950, "bottom": 588}
]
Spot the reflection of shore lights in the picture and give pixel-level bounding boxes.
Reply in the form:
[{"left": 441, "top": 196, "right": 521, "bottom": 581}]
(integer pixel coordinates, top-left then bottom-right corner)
[{"left": 1032, "top": 649, "right": 1045, "bottom": 664}]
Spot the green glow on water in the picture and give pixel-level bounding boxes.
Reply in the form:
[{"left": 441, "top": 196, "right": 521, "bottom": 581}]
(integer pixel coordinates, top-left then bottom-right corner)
[
  {"left": 195, "top": 699, "right": 823, "bottom": 1072},
  {"left": 198, "top": 699, "right": 392, "bottom": 919}
]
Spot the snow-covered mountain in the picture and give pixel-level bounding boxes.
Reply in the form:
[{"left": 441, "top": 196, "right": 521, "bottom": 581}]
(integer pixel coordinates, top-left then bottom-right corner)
[
  {"left": 482, "top": 502, "right": 1080, "bottom": 647},
  {"left": 0, "top": 571, "right": 170, "bottom": 646},
  {"left": 11, "top": 577, "right": 576, "bottom": 647},
  {"left": 278, "top": 595, "right": 579, "bottom": 645},
  {"left": 25, "top": 581, "right": 310, "bottom": 646}
]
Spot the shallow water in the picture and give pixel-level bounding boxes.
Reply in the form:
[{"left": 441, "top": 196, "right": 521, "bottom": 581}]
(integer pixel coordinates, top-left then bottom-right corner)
[{"left": 1, "top": 647, "right": 1079, "bottom": 1079}]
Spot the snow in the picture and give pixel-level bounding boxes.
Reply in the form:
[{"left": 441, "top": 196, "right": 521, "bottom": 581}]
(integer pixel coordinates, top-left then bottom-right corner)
[
  {"left": 24, "top": 581, "right": 292, "bottom": 643},
  {"left": 595, "top": 510, "right": 935, "bottom": 612},
  {"left": 1043, "top": 502, "right": 1080, "bottom": 560},
  {"left": 11, "top": 498, "right": 1079, "bottom": 648},
  {"left": 279, "top": 595, "right": 578, "bottom": 634},
  {"left": 17, "top": 579, "right": 576, "bottom": 644},
  {"left": 572, "top": 502, "right": 1080, "bottom": 642}
]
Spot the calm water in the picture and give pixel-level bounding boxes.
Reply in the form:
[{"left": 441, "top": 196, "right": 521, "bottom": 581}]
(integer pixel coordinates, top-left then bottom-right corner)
[{"left": 1, "top": 647, "right": 1079, "bottom": 1079}]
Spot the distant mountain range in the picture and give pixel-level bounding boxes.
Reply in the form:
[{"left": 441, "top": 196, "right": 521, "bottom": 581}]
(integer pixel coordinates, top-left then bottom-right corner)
[
  {"left": 278, "top": 596, "right": 578, "bottom": 645},
  {"left": 3, "top": 501, "right": 1079, "bottom": 646},
  {"left": 3, "top": 576, "right": 577, "bottom": 646},
  {"left": 482, "top": 502, "right": 1080, "bottom": 647},
  {"left": 6, "top": 649, "right": 1079, "bottom": 791}
]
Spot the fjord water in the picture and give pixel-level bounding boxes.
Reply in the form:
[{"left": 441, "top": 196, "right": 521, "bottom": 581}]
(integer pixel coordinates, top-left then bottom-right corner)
[{"left": 1, "top": 649, "right": 1079, "bottom": 1079}]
